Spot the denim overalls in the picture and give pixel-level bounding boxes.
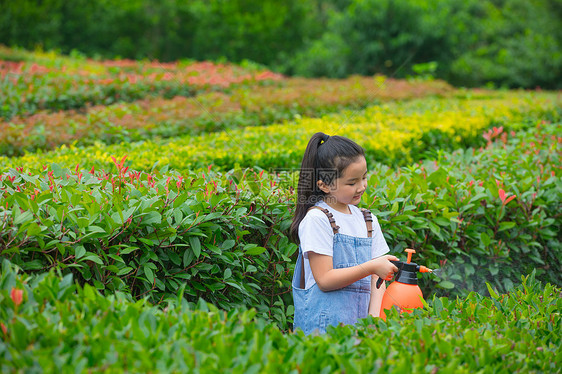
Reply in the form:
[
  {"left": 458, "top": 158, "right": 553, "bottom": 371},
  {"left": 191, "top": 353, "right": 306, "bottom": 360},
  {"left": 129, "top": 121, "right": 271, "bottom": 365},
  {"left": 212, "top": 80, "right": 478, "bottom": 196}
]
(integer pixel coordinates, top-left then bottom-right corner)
[{"left": 292, "top": 207, "right": 374, "bottom": 335}]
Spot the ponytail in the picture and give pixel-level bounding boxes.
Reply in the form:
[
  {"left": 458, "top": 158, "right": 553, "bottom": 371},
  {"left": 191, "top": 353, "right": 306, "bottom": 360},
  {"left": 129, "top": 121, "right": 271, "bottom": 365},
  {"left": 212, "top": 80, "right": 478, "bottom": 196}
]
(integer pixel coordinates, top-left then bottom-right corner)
[{"left": 289, "top": 132, "right": 364, "bottom": 243}]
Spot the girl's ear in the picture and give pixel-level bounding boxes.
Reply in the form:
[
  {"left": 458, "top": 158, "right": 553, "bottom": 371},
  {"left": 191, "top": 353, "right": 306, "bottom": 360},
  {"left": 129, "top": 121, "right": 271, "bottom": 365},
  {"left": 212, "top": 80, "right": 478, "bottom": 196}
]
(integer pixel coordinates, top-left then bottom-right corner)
[{"left": 317, "top": 179, "right": 332, "bottom": 194}]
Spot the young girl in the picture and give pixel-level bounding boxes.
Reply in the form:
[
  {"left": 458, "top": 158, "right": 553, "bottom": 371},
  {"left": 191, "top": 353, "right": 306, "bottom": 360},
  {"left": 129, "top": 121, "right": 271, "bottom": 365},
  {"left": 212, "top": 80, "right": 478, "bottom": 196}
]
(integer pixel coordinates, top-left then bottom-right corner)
[{"left": 290, "top": 132, "right": 398, "bottom": 335}]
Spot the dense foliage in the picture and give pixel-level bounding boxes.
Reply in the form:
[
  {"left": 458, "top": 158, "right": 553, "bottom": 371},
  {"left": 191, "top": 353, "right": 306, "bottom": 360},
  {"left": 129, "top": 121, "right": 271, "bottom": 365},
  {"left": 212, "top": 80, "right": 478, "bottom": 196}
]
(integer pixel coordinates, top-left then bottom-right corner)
[
  {"left": 0, "top": 46, "right": 451, "bottom": 155},
  {"left": 1, "top": 0, "right": 560, "bottom": 88},
  {"left": 0, "top": 46, "right": 282, "bottom": 121},
  {"left": 288, "top": 0, "right": 562, "bottom": 89},
  {"left": 2, "top": 119, "right": 560, "bottom": 328},
  {"left": 2, "top": 90, "right": 559, "bottom": 172},
  {"left": 1, "top": 262, "right": 560, "bottom": 372},
  {"left": 0, "top": 48, "right": 560, "bottom": 370}
]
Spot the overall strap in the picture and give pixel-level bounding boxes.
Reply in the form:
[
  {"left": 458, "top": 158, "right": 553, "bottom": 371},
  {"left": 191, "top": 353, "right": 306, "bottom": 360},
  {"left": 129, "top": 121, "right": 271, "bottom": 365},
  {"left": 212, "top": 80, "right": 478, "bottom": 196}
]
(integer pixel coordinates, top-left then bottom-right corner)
[
  {"left": 299, "top": 206, "right": 340, "bottom": 288},
  {"left": 298, "top": 207, "right": 373, "bottom": 288},
  {"left": 307, "top": 206, "right": 340, "bottom": 234},
  {"left": 360, "top": 208, "right": 373, "bottom": 238}
]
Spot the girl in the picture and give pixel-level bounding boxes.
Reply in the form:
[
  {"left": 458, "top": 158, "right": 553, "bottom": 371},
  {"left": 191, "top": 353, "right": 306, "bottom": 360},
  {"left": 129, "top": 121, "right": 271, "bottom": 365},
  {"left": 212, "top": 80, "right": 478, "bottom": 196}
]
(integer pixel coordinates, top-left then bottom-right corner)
[{"left": 290, "top": 132, "right": 398, "bottom": 335}]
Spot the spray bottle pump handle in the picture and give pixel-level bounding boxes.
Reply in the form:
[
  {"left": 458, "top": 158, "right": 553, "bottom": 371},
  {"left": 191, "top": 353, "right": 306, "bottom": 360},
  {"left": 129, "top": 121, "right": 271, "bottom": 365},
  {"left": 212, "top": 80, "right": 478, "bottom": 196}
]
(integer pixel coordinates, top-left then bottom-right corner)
[
  {"left": 405, "top": 248, "right": 416, "bottom": 263},
  {"left": 376, "top": 260, "right": 403, "bottom": 289}
]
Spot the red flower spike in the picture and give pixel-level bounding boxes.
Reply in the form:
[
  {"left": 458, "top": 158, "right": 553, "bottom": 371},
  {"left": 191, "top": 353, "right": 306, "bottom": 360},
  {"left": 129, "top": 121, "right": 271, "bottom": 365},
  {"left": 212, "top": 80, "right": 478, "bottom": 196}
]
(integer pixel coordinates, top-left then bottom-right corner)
[
  {"left": 10, "top": 288, "right": 23, "bottom": 307},
  {"left": 499, "top": 189, "right": 516, "bottom": 206},
  {"left": 504, "top": 195, "right": 516, "bottom": 205},
  {"left": 0, "top": 322, "right": 6, "bottom": 335},
  {"left": 498, "top": 189, "right": 506, "bottom": 203}
]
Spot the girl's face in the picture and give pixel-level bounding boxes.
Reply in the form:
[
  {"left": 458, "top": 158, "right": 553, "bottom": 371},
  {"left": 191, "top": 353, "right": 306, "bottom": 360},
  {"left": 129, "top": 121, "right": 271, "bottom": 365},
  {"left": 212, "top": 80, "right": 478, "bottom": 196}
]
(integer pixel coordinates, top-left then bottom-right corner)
[{"left": 318, "top": 156, "right": 368, "bottom": 214}]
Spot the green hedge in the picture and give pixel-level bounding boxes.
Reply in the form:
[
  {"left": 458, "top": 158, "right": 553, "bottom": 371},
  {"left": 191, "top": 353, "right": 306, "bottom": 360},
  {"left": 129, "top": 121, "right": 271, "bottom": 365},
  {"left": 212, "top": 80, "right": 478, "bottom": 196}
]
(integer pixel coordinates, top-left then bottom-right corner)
[
  {"left": 1, "top": 261, "right": 560, "bottom": 372},
  {"left": 1, "top": 121, "right": 560, "bottom": 330},
  {"left": 365, "top": 121, "right": 562, "bottom": 296},
  {"left": 0, "top": 165, "right": 296, "bottom": 326}
]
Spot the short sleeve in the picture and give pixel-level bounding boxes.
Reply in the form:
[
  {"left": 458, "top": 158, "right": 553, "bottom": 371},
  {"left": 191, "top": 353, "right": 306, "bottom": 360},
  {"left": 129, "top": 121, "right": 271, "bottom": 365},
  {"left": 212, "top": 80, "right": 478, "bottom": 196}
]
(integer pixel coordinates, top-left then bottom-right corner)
[
  {"left": 298, "top": 209, "right": 334, "bottom": 258},
  {"left": 371, "top": 215, "right": 390, "bottom": 258}
]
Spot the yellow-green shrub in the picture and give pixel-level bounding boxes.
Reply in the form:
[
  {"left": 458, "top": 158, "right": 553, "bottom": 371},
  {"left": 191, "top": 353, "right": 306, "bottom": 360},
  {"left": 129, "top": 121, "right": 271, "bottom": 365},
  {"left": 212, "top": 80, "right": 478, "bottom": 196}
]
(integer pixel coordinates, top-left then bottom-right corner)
[{"left": 2, "top": 91, "right": 559, "bottom": 173}]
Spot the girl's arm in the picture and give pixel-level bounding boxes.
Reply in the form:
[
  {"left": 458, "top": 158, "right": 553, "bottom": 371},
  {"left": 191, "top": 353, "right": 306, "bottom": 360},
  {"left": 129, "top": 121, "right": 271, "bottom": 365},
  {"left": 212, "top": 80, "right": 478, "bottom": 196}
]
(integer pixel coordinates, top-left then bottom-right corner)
[
  {"left": 369, "top": 276, "right": 385, "bottom": 317},
  {"left": 308, "top": 253, "right": 398, "bottom": 292}
]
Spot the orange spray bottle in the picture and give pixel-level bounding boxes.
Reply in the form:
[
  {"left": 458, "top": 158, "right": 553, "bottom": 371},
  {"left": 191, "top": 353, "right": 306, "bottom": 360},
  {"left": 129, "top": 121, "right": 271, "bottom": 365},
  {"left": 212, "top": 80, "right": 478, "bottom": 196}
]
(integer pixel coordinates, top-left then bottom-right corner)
[{"left": 377, "top": 249, "right": 432, "bottom": 321}]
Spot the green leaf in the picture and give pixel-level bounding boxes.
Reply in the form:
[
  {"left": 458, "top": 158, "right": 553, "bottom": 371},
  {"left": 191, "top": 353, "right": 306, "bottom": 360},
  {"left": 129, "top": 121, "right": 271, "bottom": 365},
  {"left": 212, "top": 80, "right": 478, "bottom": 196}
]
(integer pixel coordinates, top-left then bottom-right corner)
[
  {"left": 224, "top": 268, "right": 232, "bottom": 279},
  {"left": 183, "top": 249, "right": 194, "bottom": 267},
  {"left": 434, "top": 217, "right": 450, "bottom": 226},
  {"left": 138, "top": 238, "right": 154, "bottom": 246},
  {"left": 117, "top": 267, "right": 134, "bottom": 276},
  {"left": 189, "top": 236, "right": 201, "bottom": 258},
  {"left": 51, "top": 163, "right": 63, "bottom": 177},
  {"left": 83, "top": 254, "right": 103, "bottom": 265},
  {"left": 438, "top": 281, "right": 455, "bottom": 289},
  {"left": 480, "top": 232, "right": 491, "bottom": 247},
  {"left": 390, "top": 201, "right": 399, "bottom": 215},
  {"left": 75, "top": 245, "right": 86, "bottom": 259},
  {"left": 26, "top": 222, "right": 42, "bottom": 236},
  {"left": 83, "top": 283, "right": 97, "bottom": 301},
  {"left": 245, "top": 245, "right": 266, "bottom": 256},
  {"left": 120, "top": 246, "right": 139, "bottom": 255},
  {"left": 143, "top": 211, "right": 162, "bottom": 225},
  {"left": 428, "top": 221, "right": 440, "bottom": 236},
  {"left": 144, "top": 266, "right": 154, "bottom": 285},
  {"left": 168, "top": 251, "right": 181, "bottom": 266},
  {"left": 221, "top": 239, "right": 236, "bottom": 250},
  {"left": 498, "top": 221, "right": 516, "bottom": 231},
  {"left": 14, "top": 210, "right": 33, "bottom": 225},
  {"left": 486, "top": 282, "right": 499, "bottom": 299},
  {"left": 246, "top": 265, "right": 257, "bottom": 273}
]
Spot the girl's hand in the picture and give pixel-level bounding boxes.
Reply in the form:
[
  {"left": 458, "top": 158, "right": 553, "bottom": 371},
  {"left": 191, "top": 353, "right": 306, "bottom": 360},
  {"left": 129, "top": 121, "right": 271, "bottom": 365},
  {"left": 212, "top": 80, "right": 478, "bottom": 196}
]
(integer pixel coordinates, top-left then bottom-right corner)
[{"left": 368, "top": 255, "right": 399, "bottom": 280}]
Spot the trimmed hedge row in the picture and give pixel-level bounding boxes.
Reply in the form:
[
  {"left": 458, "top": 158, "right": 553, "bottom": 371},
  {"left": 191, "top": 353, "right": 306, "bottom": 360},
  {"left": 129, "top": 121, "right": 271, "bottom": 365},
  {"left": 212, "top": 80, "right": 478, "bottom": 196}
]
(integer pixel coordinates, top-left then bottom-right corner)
[
  {"left": 2, "top": 91, "right": 559, "bottom": 172},
  {"left": 1, "top": 261, "right": 560, "bottom": 372},
  {"left": 0, "top": 165, "right": 296, "bottom": 326},
  {"left": 0, "top": 46, "right": 282, "bottom": 120},
  {"left": 364, "top": 121, "right": 562, "bottom": 296},
  {"left": 0, "top": 76, "right": 451, "bottom": 156},
  {"left": 1, "top": 121, "right": 560, "bottom": 330}
]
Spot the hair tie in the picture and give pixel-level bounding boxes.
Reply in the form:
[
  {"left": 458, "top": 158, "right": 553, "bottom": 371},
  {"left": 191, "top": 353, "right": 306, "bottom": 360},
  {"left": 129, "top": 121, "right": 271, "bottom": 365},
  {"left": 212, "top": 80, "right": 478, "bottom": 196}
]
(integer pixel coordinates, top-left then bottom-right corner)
[{"left": 321, "top": 134, "right": 330, "bottom": 144}]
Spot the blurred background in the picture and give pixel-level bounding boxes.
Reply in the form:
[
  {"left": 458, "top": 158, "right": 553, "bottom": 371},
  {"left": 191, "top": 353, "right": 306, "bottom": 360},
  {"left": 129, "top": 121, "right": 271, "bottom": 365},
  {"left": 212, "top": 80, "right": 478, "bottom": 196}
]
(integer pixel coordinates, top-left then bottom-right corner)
[{"left": 1, "top": 0, "right": 561, "bottom": 89}]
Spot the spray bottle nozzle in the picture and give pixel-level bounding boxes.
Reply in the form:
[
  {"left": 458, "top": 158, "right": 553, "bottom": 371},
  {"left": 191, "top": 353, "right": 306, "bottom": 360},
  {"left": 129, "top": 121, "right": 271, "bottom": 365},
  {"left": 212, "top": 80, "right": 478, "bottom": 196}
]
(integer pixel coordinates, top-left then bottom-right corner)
[{"left": 418, "top": 265, "right": 432, "bottom": 273}]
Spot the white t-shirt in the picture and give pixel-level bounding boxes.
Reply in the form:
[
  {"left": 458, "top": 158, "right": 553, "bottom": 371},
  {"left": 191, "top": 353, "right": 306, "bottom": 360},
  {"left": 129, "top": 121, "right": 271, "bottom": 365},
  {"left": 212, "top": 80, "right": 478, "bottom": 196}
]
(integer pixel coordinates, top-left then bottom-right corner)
[{"left": 298, "top": 200, "right": 390, "bottom": 289}]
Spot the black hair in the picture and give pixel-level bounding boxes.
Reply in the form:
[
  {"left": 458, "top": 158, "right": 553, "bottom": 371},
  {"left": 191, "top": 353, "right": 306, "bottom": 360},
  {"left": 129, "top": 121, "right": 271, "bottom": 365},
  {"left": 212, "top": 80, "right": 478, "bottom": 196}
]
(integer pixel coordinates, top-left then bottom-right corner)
[{"left": 289, "top": 132, "right": 365, "bottom": 243}]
